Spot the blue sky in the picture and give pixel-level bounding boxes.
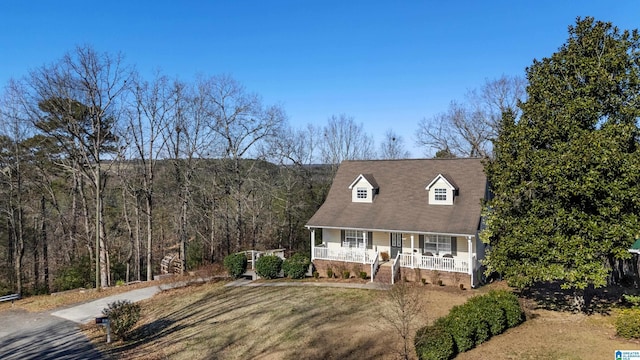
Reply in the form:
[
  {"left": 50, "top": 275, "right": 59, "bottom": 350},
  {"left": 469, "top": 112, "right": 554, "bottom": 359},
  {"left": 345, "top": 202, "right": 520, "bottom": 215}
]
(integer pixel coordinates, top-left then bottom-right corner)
[{"left": 1, "top": 1, "right": 639, "bottom": 157}]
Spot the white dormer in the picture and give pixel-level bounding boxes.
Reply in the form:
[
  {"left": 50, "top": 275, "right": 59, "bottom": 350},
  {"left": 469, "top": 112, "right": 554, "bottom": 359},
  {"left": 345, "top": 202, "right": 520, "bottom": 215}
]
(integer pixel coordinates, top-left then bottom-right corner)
[
  {"left": 348, "top": 174, "right": 378, "bottom": 203},
  {"left": 426, "top": 174, "right": 458, "bottom": 205}
]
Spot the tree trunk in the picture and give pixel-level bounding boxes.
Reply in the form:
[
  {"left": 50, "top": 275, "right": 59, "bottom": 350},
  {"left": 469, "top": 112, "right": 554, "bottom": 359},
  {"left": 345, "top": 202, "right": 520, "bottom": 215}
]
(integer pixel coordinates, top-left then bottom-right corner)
[
  {"left": 146, "top": 191, "right": 153, "bottom": 281},
  {"left": 41, "top": 196, "right": 49, "bottom": 293},
  {"left": 33, "top": 216, "right": 39, "bottom": 292},
  {"left": 135, "top": 196, "right": 141, "bottom": 281},
  {"left": 80, "top": 177, "right": 93, "bottom": 267},
  {"left": 14, "top": 207, "right": 24, "bottom": 295},
  {"left": 180, "top": 187, "right": 187, "bottom": 274}
]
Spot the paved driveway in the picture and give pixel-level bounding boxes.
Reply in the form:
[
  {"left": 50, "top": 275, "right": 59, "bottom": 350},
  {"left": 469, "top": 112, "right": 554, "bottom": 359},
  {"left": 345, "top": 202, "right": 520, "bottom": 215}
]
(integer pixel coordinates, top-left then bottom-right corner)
[
  {"left": 0, "top": 309, "right": 104, "bottom": 360},
  {"left": 0, "top": 280, "right": 201, "bottom": 359}
]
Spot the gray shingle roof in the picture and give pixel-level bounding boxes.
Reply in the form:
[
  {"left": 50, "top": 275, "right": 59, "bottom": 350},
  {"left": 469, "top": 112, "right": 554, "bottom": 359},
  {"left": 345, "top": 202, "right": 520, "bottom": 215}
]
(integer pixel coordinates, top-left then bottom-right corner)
[{"left": 306, "top": 158, "right": 487, "bottom": 235}]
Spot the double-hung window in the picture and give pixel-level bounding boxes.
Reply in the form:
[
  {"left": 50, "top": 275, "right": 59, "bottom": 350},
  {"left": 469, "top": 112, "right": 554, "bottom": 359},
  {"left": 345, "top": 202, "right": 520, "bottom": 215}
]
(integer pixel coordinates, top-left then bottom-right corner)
[
  {"left": 343, "top": 230, "right": 366, "bottom": 248},
  {"left": 424, "top": 235, "right": 451, "bottom": 255},
  {"left": 434, "top": 188, "right": 447, "bottom": 201}
]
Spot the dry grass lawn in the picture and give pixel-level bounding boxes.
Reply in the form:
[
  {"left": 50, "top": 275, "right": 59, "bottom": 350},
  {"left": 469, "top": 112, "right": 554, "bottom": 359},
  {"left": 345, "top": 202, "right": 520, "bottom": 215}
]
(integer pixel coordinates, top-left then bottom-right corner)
[{"left": 80, "top": 280, "right": 640, "bottom": 360}]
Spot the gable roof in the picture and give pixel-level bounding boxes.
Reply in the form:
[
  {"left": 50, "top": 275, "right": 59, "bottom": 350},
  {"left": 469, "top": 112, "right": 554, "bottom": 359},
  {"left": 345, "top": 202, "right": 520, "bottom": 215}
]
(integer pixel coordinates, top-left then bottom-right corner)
[
  {"left": 306, "top": 158, "right": 487, "bottom": 235},
  {"left": 426, "top": 173, "right": 458, "bottom": 190},
  {"left": 348, "top": 173, "right": 379, "bottom": 189}
]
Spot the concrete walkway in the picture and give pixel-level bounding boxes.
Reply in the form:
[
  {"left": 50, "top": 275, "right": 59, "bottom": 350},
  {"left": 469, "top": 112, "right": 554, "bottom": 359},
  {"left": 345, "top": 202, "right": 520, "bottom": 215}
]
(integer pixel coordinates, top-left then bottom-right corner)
[
  {"left": 224, "top": 278, "right": 391, "bottom": 290},
  {"left": 51, "top": 286, "right": 163, "bottom": 324},
  {"left": 52, "top": 278, "right": 209, "bottom": 324}
]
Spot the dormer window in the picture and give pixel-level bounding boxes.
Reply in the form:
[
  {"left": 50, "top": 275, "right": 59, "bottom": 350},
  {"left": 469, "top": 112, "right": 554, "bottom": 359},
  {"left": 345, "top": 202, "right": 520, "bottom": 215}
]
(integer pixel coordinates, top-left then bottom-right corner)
[
  {"left": 349, "top": 174, "right": 378, "bottom": 203},
  {"left": 434, "top": 188, "right": 447, "bottom": 201},
  {"left": 426, "top": 174, "right": 458, "bottom": 205}
]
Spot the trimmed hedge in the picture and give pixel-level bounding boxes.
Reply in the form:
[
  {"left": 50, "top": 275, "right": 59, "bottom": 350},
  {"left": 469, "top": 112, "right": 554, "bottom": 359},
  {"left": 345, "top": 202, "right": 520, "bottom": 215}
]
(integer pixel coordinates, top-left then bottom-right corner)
[
  {"left": 255, "top": 255, "right": 283, "bottom": 279},
  {"left": 414, "top": 323, "right": 455, "bottom": 360},
  {"left": 223, "top": 253, "right": 248, "bottom": 279},
  {"left": 415, "top": 289, "right": 524, "bottom": 359},
  {"left": 487, "top": 290, "right": 524, "bottom": 328},
  {"left": 616, "top": 309, "right": 640, "bottom": 339},
  {"left": 444, "top": 305, "right": 483, "bottom": 352},
  {"left": 467, "top": 294, "right": 507, "bottom": 336},
  {"left": 282, "top": 253, "right": 310, "bottom": 279}
]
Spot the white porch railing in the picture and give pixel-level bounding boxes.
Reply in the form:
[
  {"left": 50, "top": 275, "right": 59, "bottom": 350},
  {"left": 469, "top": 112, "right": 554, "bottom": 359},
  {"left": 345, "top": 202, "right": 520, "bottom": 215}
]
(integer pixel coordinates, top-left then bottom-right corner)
[
  {"left": 370, "top": 252, "right": 380, "bottom": 283},
  {"left": 391, "top": 252, "right": 401, "bottom": 284},
  {"left": 313, "top": 245, "right": 377, "bottom": 264},
  {"left": 398, "top": 252, "right": 470, "bottom": 273}
]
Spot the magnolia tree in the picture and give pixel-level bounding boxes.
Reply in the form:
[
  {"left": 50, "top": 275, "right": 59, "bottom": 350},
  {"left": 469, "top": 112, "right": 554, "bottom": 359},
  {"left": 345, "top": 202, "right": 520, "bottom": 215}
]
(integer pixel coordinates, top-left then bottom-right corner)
[{"left": 482, "top": 17, "right": 640, "bottom": 311}]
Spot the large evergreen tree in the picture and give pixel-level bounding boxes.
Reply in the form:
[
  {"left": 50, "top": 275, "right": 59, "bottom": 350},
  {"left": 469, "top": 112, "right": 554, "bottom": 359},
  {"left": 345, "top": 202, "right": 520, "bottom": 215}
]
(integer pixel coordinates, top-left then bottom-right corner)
[{"left": 482, "top": 18, "right": 640, "bottom": 304}]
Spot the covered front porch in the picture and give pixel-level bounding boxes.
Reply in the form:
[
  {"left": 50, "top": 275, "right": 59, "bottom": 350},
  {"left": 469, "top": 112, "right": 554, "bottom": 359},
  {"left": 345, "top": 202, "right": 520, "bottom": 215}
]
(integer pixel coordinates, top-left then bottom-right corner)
[{"left": 309, "top": 228, "right": 481, "bottom": 286}]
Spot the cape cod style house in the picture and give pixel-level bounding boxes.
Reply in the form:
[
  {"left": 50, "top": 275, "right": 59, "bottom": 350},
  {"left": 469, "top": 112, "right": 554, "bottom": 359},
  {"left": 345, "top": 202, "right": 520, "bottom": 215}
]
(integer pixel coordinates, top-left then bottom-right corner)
[{"left": 305, "top": 158, "right": 488, "bottom": 288}]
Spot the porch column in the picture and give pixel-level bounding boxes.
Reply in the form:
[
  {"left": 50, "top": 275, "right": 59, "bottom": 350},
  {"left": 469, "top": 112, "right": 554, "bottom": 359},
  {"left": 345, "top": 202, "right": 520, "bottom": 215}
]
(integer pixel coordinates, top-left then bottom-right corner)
[
  {"left": 311, "top": 229, "right": 316, "bottom": 261},
  {"left": 467, "top": 236, "right": 473, "bottom": 285},
  {"left": 363, "top": 232, "right": 367, "bottom": 264},
  {"left": 411, "top": 235, "right": 415, "bottom": 268}
]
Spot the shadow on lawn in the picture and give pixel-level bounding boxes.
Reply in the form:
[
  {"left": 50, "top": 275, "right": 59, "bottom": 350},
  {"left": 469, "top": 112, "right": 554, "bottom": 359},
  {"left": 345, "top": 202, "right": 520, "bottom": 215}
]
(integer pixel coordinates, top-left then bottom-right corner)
[{"left": 518, "top": 281, "right": 636, "bottom": 315}]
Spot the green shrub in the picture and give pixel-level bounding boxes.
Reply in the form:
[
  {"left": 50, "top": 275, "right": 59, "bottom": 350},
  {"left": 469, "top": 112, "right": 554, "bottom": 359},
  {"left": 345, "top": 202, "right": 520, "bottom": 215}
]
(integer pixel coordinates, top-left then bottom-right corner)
[
  {"left": 467, "top": 307, "right": 491, "bottom": 345},
  {"left": 255, "top": 255, "right": 283, "bottom": 279},
  {"left": 616, "top": 309, "right": 640, "bottom": 339},
  {"left": 623, "top": 294, "right": 640, "bottom": 309},
  {"left": 342, "top": 270, "right": 350, "bottom": 279},
  {"left": 282, "top": 253, "right": 310, "bottom": 279},
  {"left": 488, "top": 290, "right": 524, "bottom": 328},
  {"left": 416, "top": 290, "right": 524, "bottom": 358},
  {"left": 415, "top": 323, "right": 456, "bottom": 360},
  {"left": 467, "top": 295, "right": 507, "bottom": 336},
  {"left": 438, "top": 308, "right": 475, "bottom": 352},
  {"left": 313, "top": 271, "right": 319, "bottom": 279},
  {"left": 223, "top": 253, "right": 248, "bottom": 279},
  {"left": 359, "top": 271, "right": 368, "bottom": 280},
  {"left": 102, "top": 300, "right": 141, "bottom": 340}
]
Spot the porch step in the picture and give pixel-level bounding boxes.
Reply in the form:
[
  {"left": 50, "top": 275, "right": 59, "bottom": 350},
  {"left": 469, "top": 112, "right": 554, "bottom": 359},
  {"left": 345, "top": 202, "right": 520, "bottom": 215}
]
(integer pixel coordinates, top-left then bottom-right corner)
[{"left": 373, "top": 265, "right": 393, "bottom": 284}]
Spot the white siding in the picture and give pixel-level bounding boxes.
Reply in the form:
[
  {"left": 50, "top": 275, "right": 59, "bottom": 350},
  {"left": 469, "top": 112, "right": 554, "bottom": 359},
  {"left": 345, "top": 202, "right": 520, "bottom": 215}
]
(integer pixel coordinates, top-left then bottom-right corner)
[
  {"left": 323, "top": 228, "right": 342, "bottom": 250},
  {"left": 351, "top": 177, "right": 374, "bottom": 203},
  {"left": 427, "top": 177, "right": 455, "bottom": 205},
  {"left": 372, "top": 232, "right": 390, "bottom": 254}
]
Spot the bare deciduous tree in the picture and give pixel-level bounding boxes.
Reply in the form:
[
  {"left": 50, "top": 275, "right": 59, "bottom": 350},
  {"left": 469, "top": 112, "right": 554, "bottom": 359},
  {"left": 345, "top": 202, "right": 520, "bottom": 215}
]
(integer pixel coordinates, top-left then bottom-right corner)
[
  {"left": 26, "top": 45, "right": 132, "bottom": 288},
  {"left": 416, "top": 75, "right": 526, "bottom": 158},
  {"left": 378, "top": 281, "right": 425, "bottom": 360},
  {"left": 204, "top": 75, "right": 286, "bottom": 252},
  {"left": 379, "top": 129, "right": 410, "bottom": 159},
  {"left": 123, "top": 71, "right": 174, "bottom": 280},
  {"left": 0, "top": 80, "right": 32, "bottom": 295},
  {"left": 320, "top": 114, "right": 375, "bottom": 168}
]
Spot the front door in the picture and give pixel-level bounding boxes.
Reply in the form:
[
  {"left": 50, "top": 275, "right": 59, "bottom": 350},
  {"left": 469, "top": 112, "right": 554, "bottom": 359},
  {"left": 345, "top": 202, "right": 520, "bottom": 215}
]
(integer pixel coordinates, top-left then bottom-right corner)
[{"left": 390, "top": 233, "right": 402, "bottom": 259}]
